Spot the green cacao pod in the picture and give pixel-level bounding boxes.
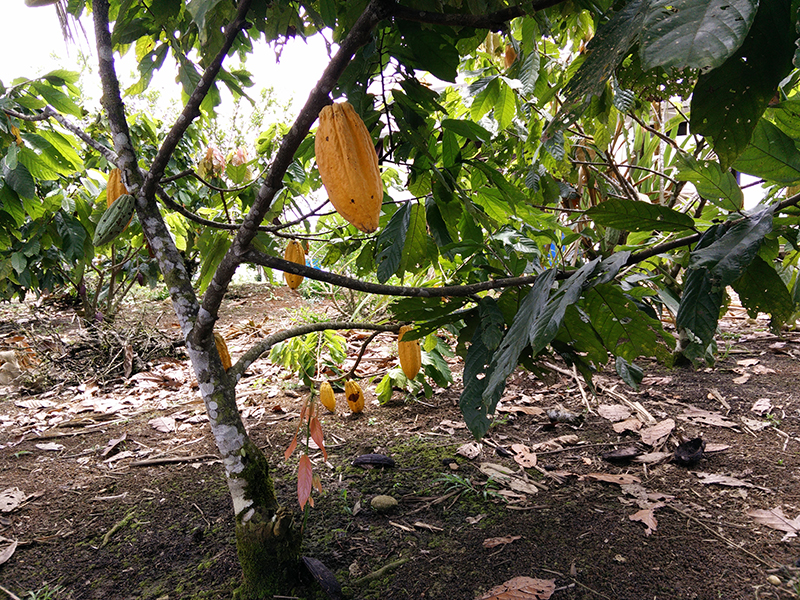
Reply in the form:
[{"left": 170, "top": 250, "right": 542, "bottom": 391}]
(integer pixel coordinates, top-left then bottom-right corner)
[{"left": 93, "top": 193, "right": 135, "bottom": 246}]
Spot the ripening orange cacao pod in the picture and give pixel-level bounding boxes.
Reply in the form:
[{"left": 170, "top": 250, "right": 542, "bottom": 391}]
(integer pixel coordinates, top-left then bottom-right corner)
[
  {"left": 284, "top": 240, "right": 305, "bottom": 289},
  {"left": 107, "top": 168, "right": 129, "bottom": 208},
  {"left": 504, "top": 44, "right": 517, "bottom": 68},
  {"left": 398, "top": 325, "right": 422, "bottom": 380},
  {"left": 319, "top": 381, "right": 336, "bottom": 412},
  {"left": 345, "top": 380, "right": 365, "bottom": 413},
  {"left": 214, "top": 331, "right": 232, "bottom": 371},
  {"left": 315, "top": 102, "right": 383, "bottom": 233}
]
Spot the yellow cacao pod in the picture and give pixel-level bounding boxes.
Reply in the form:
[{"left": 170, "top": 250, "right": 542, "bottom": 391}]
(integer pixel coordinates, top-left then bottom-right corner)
[
  {"left": 504, "top": 44, "right": 517, "bottom": 69},
  {"left": 319, "top": 381, "right": 336, "bottom": 412},
  {"left": 315, "top": 102, "right": 383, "bottom": 233},
  {"left": 398, "top": 325, "right": 422, "bottom": 380},
  {"left": 284, "top": 240, "right": 305, "bottom": 290},
  {"left": 107, "top": 168, "right": 129, "bottom": 208},
  {"left": 214, "top": 331, "right": 232, "bottom": 371},
  {"left": 11, "top": 125, "right": 22, "bottom": 147},
  {"left": 345, "top": 380, "right": 365, "bottom": 413}
]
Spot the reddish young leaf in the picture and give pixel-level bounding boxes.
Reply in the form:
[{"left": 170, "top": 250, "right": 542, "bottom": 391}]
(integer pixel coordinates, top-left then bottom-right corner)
[
  {"left": 284, "top": 433, "right": 299, "bottom": 461},
  {"left": 309, "top": 416, "right": 328, "bottom": 461},
  {"left": 297, "top": 454, "right": 314, "bottom": 509}
]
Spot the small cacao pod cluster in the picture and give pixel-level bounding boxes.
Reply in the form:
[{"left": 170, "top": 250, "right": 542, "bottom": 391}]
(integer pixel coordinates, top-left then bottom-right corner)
[
  {"left": 284, "top": 240, "right": 305, "bottom": 289},
  {"left": 93, "top": 193, "right": 135, "bottom": 246},
  {"left": 397, "top": 325, "right": 422, "bottom": 380},
  {"left": 345, "top": 380, "right": 365, "bottom": 413},
  {"left": 214, "top": 332, "right": 232, "bottom": 371},
  {"left": 315, "top": 102, "right": 383, "bottom": 233}
]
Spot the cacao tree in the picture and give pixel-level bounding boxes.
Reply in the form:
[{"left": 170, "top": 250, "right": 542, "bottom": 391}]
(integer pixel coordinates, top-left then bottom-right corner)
[{"left": 2, "top": 0, "right": 800, "bottom": 596}]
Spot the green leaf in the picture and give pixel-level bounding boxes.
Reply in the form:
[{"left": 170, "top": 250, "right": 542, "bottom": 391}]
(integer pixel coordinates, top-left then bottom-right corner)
[
  {"left": 460, "top": 320, "right": 504, "bottom": 439},
  {"left": 375, "top": 203, "right": 411, "bottom": 283},
  {"left": 586, "top": 197, "right": 696, "bottom": 232},
  {"left": 615, "top": 356, "right": 643, "bottom": 390},
  {"left": 732, "top": 119, "right": 800, "bottom": 185},
  {"left": 3, "top": 160, "right": 35, "bottom": 199},
  {"left": 494, "top": 80, "right": 516, "bottom": 130},
  {"left": 396, "top": 22, "right": 460, "bottom": 83},
  {"left": 0, "top": 185, "right": 25, "bottom": 227},
  {"left": 673, "top": 153, "right": 743, "bottom": 211},
  {"left": 557, "top": 304, "right": 609, "bottom": 366},
  {"left": 690, "top": 0, "right": 796, "bottom": 168},
  {"left": 584, "top": 284, "right": 665, "bottom": 363},
  {"left": 399, "top": 202, "right": 428, "bottom": 276},
  {"left": 441, "top": 118, "right": 493, "bottom": 143},
  {"left": 640, "top": 0, "right": 758, "bottom": 71},
  {"left": 481, "top": 270, "right": 557, "bottom": 405},
  {"left": 519, "top": 48, "right": 540, "bottom": 96},
  {"left": 30, "top": 82, "right": 82, "bottom": 118},
  {"left": 689, "top": 205, "right": 774, "bottom": 284},
  {"left": 186, "top": 0, "right": 226, "bottom": 33},
  {"left": 470, "top": 77, "right": 500, "bottom": 121},
  {"left": 479, "top": 297, "right": 506, "bottom": 351},
  {"left": 731, "top": 255, "right": 795, "bottom": 326}
]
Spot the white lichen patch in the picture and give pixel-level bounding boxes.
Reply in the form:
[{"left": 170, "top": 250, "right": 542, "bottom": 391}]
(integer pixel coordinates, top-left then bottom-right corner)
[
  {"left": 98, "top": 45, "right": 113, "bottom": 61},
  {"left": 227, "top": 476, "right": 253, "bottom": 516},
  {"left": 214, "top": 423, "right": 246, "bottom": 457}
]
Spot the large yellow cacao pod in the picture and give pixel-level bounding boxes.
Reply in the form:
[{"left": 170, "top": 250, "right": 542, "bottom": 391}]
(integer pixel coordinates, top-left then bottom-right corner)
[
  {"left": 315, "top": 102, "right": 383, "bottom": 233},
  {"left": 319, "top": 381, "right": 336, "bottom": 412},
  {"left": 107, "top": 168, "right": 129, "bottom": 208},
  {"left": 214, "top": 332, "right": 232, "bottom": 371},
  {"left": 345, "top": 380, "right": 365, "bottom": 413},
  {"left": 284, "top": 240, "right": 305, "bottom": 289},
  {"left": 398, "top": 325, "right": 422, "bottom": 380}
]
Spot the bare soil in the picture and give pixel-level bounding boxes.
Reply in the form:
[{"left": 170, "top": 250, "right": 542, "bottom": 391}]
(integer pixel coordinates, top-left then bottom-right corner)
[{"left": 2, "top": 284, "right": 800, "bottom": 600}]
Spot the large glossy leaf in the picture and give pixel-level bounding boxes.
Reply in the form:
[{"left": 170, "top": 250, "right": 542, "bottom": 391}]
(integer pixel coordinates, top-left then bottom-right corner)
[
  {"left": 586, "top": 197, "right": 695, "bottom": 232},
  {"left": 399, "top": 202, "right": 429, "bottom": 276},
  {"left": 584, "top": 284, "right": 665, "bottom": 363},
  {"left": 689, "top": 205, "right": 775, "bottom": 283},
  {"left": 479, "top": 297, "right": 506, "bottom": 352},
  {"left": 556, "top": 304, "right": 609, "bottom": 366},
  {"left": 441, "top": 118, "right": 493, "bottom": 143},
  {"left": 732, "top": 119, "right": 800, "bottom": 185},
  {"left": 690, "top": 0, "right": 795, "bottom": 168},
  {"left": 481, "top": 269, "right": 557, "bottom": 405},
  {"left": 732, "top": 255, "right": 795, "bottom": 327},
  {"left": 770, "top": 99, "right": 800, "bottom": 138},
  {"left": 673, "top": 153, "right": 743, "bottom": 211},
  {"left": 640, "top": 0, "right": 758, "bottom": 71},
  {"left": 375, "top": 203, "right": 411, "bottom": 283},
  {"left": 460, "top": 320, "right": 504, "bottom": 439}
]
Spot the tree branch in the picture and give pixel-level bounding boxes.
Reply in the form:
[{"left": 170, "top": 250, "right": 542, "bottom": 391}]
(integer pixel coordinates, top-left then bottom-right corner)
[
  {"left": 229, "top": 321, "right": 402, "bottom": 382},
  {"left": 194, "top": 0, "right": 392, "bottom": 344},
  {"left": 140, "top": 0, "right": 253, "bottom": 201},
  {"left": 388, "top": 0, "right": 568, "bottom": 30}
]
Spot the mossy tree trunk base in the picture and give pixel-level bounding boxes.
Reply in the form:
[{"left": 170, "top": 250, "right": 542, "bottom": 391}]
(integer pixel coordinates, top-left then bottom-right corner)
[{"left": 233, "top": 506, "right": 302, "bottom": 599}]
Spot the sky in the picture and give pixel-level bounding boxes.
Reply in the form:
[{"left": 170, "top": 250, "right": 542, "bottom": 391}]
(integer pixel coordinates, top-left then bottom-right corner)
[{"left": 0, "top": 2, "right": 331, "bottom": 116}]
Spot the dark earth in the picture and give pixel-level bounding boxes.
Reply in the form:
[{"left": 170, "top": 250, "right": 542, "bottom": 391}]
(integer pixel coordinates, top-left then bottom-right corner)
[{"left": 2, "top": 283, "right": 800, "bottom": 600}]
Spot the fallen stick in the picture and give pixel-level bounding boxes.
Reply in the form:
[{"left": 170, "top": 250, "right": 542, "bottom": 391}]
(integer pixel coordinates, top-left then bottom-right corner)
[
  {"left": 101, "top": 510, "right": 135, "bottom": 547},
  {"left": 129, "top": 454, "right": 219, "bottom": 467},
  {"left": 353, "top": 557, "right": 410, "bottom": 585}
]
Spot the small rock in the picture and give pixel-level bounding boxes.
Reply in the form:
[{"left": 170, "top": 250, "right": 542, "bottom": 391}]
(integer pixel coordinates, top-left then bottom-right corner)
[
  {"left": 767, "top": 575, "right": 781, "bottom": 586},
  {"left": 370, "top": 495, "right": 398, "bottom": 513}
]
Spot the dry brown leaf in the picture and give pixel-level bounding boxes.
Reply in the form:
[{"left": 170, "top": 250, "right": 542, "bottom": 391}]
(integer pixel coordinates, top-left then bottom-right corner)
[
  {"left": 694, "top": 472, "right": 769, "bottom": 491},
  {"left": 613, "top": 418, "right": 642, "bottom": 434},
  {"left": 475, "top": 576, "right": 555, "bottom": 600},
  {"left": 703, "top": 443, "right": 730, "bottom": 453},
  {"left": 511, "top": 444, "right": 537, "bottom": 468},
  {"left": 34, "top": 442, "right": 64, "bottom": 452},
  {"left": 639, "top": 418, "right": 674, "bottom": 447},
  {"left": 478, "top": 463, "right": 540, "bottom": 495},
  {"left": 752, "top": 364, "right": 776, "bottom": 375},
  {"left": 148, "top": 416, "right": 176, "bottom": 433},
  {"left": 497, "top": 405, "right": 545, "bottom": 416},
  {"left": 629, "top": 506, "right": 661, "bottom": 535},
  {"left": 101, "top": 433, "right": 128, "bottom": 458},
  {"left": 14, "top": 398, "right": 56, "bottom": 409},
  {"left": 597, "top": 404, "right": 632, "bottom": 422},
  {"left": 737, "top": 358, "right": 760, "bottom": 367},
  {"left": 124, "top": 343, "right": 134, "bottom": 379},
  {"left": 748, "top": 507, "right": 800, "bottom": 538},
  {"left": 0, "top": 488, "right": 26, "bottom": 513},
  {"left": 679, "top": 406, "right": 739, "bottom": 429},
  {"left": 0, "top": 537, "right": 17, "bottom": 566},
  {"left": 457, "top": 442, "right": 482, "bottom": 460},
  {"left": 483, "top": 535, "right": 522, "bottom": 548},
  {"left": 586, "top": 473, "right": 641, "bottom": 485},
  {"left": 631, "top": 451, "right": 673, "bottom": 464},
  {"left": 732, "top": 373, "right": 751, "bottom": 385},
  {"left": 751, "top": 398, "right": 773, "bottom": 415}
]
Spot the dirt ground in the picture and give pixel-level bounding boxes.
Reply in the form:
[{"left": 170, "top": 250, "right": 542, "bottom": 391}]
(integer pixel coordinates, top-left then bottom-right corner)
[{"left": 2, "top": 284, "right": 800, "bottom": 600}]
